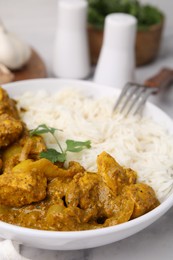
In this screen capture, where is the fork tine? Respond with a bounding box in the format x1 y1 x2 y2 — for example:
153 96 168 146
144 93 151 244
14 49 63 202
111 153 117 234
124 86 145 116
133 88 154 115
113 83 133 111
119 84 139 113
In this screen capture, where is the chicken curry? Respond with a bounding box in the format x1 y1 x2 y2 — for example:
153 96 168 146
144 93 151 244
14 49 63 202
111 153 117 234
0 87 159 231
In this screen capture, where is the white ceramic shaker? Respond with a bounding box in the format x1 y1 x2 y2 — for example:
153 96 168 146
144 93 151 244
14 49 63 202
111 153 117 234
93 13 137 88
53 0 90 79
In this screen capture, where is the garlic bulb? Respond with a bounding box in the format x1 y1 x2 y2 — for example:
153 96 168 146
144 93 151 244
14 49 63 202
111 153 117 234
0 22 31 70
0 63 14 84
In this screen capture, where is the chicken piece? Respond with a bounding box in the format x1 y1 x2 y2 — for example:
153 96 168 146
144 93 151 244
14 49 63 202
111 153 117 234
123 183 160 219
1 143 22 174
27 135 46 157
12 202 47 229
45 204 88 231
66 172 99 209
16 209 44 229
19 135 46 161
66 161 85 177
44 162 86 216
2 143 22 162
2 154 20 175
103 195 134 227
65 171 133 224
47 178 72 204
97 151 137 195
0 113 23 148
0 87 19 119
65 172 102 224
0 159 47 207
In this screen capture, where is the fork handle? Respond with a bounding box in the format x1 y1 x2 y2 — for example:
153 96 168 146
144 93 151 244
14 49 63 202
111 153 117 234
144 68 173 89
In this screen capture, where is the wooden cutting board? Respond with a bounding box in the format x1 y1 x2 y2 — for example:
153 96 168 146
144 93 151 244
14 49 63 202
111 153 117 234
13 49 47 82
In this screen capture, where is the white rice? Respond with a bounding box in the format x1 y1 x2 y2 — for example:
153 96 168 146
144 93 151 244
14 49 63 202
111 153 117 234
16 88 173 202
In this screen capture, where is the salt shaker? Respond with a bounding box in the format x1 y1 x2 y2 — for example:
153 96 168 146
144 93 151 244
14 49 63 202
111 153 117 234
53 0 90 79
93 13 137 88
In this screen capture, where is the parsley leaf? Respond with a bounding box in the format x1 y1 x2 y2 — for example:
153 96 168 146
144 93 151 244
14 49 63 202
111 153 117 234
40 149 66 163
30 124 61 136
66 140 91 152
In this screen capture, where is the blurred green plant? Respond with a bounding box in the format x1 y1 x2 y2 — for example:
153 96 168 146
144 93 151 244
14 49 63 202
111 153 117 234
88 0 164 30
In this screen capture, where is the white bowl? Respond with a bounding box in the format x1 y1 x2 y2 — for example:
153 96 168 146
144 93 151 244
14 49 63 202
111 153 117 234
1 78 173 250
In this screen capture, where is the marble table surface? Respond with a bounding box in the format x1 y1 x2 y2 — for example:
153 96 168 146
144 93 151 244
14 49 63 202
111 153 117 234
0 0 173 259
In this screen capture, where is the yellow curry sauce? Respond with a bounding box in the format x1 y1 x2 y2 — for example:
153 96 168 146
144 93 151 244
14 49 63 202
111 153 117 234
0 87 159 231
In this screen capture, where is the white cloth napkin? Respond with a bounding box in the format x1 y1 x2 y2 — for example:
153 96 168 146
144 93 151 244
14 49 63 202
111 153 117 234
0 239 31 260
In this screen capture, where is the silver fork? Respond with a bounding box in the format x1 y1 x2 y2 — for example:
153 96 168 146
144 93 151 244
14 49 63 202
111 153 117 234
113 68 173 116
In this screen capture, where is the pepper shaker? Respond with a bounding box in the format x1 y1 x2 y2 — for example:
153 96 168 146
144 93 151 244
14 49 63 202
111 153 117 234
53 0 91 79
93 13 137 88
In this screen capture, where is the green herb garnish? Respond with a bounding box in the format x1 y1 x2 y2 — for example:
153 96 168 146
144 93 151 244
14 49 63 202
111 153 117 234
40 149 66 163
66 140 91 152
30 124 91 163
30 124 61 136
